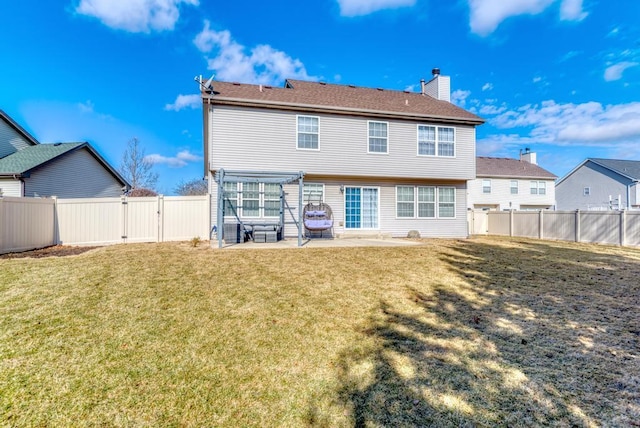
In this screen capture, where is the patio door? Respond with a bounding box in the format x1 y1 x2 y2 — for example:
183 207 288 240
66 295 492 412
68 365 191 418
345 187 379 229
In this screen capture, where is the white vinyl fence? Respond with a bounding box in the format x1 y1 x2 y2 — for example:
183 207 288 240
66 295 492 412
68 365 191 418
0 195 211 254
469 209 640 247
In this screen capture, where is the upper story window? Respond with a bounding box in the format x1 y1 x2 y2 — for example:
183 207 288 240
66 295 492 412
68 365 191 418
510 180 518 195
368 121 388 154
417 125 455 157
530 181 546 195
583 187 590 196
297 115 319 150
482 179 491 194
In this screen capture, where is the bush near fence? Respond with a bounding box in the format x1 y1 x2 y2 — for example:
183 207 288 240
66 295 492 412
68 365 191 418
468 209 640 247
0 195 210 254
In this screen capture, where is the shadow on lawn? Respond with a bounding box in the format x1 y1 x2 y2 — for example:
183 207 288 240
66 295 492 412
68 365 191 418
325 239 640 427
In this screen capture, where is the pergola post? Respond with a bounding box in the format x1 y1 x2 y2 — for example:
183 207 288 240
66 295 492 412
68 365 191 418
298 173 304 247
217 169 225 249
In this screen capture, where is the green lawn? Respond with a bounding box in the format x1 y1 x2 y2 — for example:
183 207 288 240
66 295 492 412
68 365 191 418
1 237 639 427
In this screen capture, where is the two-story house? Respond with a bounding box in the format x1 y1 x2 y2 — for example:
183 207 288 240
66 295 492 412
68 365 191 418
201 72 484 242
467 150 557 210
556 158 640 210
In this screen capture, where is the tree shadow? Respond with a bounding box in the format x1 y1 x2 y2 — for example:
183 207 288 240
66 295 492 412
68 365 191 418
325 239 640 427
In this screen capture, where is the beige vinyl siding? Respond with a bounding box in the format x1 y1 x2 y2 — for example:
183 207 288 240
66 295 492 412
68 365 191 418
210 172 468 239
209 106 475 180
0 179 23 197
468 177 556 210
0 119 34 158
24 148 124 198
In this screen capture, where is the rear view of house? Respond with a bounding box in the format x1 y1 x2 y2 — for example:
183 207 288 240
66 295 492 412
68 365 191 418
201 70 484 241
0 110 128 198
468 150 557 210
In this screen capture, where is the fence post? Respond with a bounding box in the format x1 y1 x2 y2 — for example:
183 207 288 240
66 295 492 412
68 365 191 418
620 210 626 247
0 198 4 251
52 196 59 245
121 195 128 243
575 210 581 243
158 194 164 243
539 209 544 240
509 209 514 237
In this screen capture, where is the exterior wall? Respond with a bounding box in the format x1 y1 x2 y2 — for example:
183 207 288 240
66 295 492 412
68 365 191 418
0 179 23 197
210 172 469 239
0 119 34 159
556 161 632 210
24 148 124 198
467 177 556 210
209 105 476 181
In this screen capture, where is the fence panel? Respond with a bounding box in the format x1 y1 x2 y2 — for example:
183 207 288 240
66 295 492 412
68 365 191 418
513 212 539 238
125 197 159 243
487 211 511 236
0 197 55 254
56 198 124 245
162 195 210 241
625 212 640 246
580 211 620 245
543 211 576 241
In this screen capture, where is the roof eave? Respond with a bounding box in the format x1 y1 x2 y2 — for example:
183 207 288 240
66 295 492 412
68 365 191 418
202 95 485 126
476 173 557 179
0 109 40 146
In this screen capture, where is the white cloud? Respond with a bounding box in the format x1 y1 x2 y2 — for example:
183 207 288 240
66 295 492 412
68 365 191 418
468 0 587 36
559 0 588 21
533 76 543 83
165 94 201 111
336 0 416 16
482 83 493 91
479 104 507 115
78 100 95 113
451 89 472 107
145 150 202 168
76 0 198 33
490 100 640 146
604 62 639 82
193 21 314 85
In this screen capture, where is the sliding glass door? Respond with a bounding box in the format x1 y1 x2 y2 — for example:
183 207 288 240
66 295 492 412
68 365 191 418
345 187 379 229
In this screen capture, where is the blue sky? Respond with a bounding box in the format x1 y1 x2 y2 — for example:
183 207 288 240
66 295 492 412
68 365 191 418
1 0 638 193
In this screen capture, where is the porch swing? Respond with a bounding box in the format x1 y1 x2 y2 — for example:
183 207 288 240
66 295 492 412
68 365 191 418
303 191 333 238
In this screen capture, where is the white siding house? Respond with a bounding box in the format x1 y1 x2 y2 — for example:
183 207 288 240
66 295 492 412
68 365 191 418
201 73 485 240
468 152 557 211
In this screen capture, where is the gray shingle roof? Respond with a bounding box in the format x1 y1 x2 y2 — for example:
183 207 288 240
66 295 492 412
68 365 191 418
0 142 84 174
477 157 557 179
589 158 640 180
203 79 484 124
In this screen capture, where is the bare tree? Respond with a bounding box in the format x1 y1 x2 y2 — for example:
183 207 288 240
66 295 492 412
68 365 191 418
119 138 158 192
174 178 208 196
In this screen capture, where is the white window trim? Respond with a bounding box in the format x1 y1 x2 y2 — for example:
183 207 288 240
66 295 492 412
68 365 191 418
394 185 455 219
510 180 519 195
344 186 381 230
437 187 457 219
395 186 416 219
584 187 591 196
223 182 240 218
367 121 389 154
482 179 492 194
416 125 456 158
263 183 281 218
296 115 320 151
303 183 325 203
240 183 261 218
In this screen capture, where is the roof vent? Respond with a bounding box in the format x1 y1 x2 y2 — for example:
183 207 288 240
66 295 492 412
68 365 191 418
377 88 384 91
319 82 327 85
348 84 356 88
53 142 62 146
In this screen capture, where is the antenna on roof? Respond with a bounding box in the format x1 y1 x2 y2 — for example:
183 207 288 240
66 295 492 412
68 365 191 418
194 74 215 92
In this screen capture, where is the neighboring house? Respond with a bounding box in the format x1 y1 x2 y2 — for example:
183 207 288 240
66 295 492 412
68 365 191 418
0 109 128 198
556 158 640 210
201 71 485 239
468 151 557 210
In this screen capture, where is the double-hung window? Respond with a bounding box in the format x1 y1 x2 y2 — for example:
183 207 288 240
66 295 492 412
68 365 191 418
368 121 388 153
303 183 324 203
417 126 455 157
530 181 546 195
242 182 260 217
223 182 239 216
297 115 319 150
583 187 590 196
395 186 453 218
263 183 281 217
396 186 415 218
510 180 518 195
482 179 491 194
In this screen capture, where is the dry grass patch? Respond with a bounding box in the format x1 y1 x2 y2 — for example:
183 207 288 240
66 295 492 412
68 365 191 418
1 237 639 426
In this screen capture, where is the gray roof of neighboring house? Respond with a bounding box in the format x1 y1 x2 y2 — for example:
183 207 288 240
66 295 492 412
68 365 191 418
0 142 129 187
556 158 640 185
202 79 485 125
0 109 39 146
476 157 557 179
